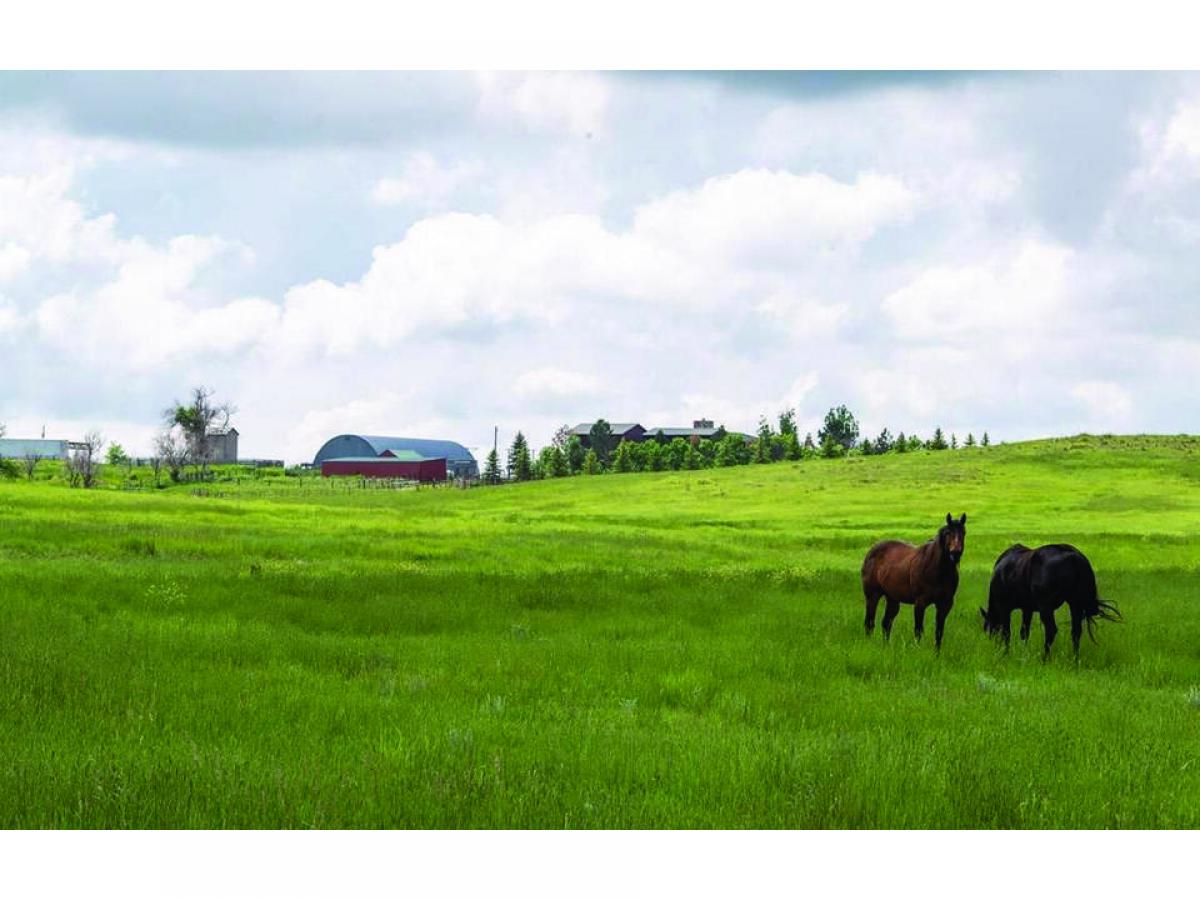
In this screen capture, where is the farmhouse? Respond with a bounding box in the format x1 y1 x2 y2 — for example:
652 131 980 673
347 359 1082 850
570 419 749 447
313 434 478 479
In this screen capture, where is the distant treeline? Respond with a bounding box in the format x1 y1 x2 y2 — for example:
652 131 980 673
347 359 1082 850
486 407 991 482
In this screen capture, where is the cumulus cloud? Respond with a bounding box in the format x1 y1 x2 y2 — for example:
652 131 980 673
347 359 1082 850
1071 380 1134 425
370 152 482 208
476 72 609 138
514 367 601 400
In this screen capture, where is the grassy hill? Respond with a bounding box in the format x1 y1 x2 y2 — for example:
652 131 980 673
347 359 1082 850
2 435 1200 827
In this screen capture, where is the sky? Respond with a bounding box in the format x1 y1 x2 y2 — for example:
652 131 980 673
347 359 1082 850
1 70 1198 463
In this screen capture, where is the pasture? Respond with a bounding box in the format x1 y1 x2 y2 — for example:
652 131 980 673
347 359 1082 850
2 434 1200 828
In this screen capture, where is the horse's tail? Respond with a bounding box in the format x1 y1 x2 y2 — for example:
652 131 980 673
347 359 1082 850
1080 564 1122 642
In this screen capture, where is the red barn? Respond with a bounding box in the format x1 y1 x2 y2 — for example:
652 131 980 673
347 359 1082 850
320 451 447 481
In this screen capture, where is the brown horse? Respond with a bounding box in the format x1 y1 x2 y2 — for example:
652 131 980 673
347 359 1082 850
861 513 966 649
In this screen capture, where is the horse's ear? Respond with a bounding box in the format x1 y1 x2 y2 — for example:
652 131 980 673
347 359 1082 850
946 513 953 526
960 513 967 525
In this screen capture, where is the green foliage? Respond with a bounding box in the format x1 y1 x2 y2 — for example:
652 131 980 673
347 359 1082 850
588 420 616 466
777 408 797 437
927 428 949 451
105 443 129 466
683 441 701 470
874 428 893 454
753 418 773 464
782 430 802 461
965 433 977 447
951 433 958 450
507 432 533 481
665 438 688 471
0 457 18 480
982 431 991 447
612 440 635 473
582 449 601 475
894 432 908 454
483 449 502 484
716 434 748 467
566 436 586 474
818 405 859 451
819 432 845 458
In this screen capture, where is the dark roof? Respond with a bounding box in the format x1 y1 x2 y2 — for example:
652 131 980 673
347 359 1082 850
570 422 642 435
324 454 442 463
645 427 723 438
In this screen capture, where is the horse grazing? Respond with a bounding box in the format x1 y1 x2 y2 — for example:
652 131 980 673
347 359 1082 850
981 543 1121 660
861 513 967 649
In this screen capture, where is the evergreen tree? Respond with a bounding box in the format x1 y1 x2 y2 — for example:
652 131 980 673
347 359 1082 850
483 448 502 484
895 431 907 454
754 417 773 463
583 449 601 474
566 435 586 473
612 440 635 473
951 433 958 450
859 437 874 456
927 428 948 451
803 433 816 456
507 431 533 480
778 407 797 437
782 430 802 461
982 431 991 447
684 441 701 470
874 428 893 454
965 433 976 447
908 434 924 452
820 433 845 458
666 438 688 470
645 441 665 471
588 420 616 467
818 405 860 451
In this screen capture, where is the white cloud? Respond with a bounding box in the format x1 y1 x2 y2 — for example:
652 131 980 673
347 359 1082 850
0 242 31 282
514 367 600 399
1071 380 1134 425
476 72 609 138
882 239 1073 343
370 152 482 208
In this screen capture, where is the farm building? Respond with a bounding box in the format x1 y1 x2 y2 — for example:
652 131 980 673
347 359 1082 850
207 427 238 463
570 419 750 447
320 451 448 481
313 434 478 479
0 438 69 460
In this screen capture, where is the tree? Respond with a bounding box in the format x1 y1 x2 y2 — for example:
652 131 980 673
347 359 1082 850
507 432 533 481
894 431 908 454
155 427 190 482
645 441 665 471
684 441 701 470
778 408 797 437
583 449 601 475
106 443 129 466
665 438 688 471
164 386 235 477
552 424 573 450
927 428 948 451
565 435 586 474
548 445 569 477
782 429 802 461
753 418 773 463
982 432 991 447
483 448 502 484
965 432 976 448
950 433 958 450
818 405 859 451
149 451 164 488
67 429 104 488
859 437 874 456
874 428 893 454
612 440 635 473
22 453 40 481
803 433 816 457
716 434 748 467
588 420 616 467
820 432 845 458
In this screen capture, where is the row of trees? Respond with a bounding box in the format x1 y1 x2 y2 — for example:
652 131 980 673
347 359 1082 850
487 409 992 482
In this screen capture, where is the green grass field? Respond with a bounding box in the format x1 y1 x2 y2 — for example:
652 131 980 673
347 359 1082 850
3 435 1200 828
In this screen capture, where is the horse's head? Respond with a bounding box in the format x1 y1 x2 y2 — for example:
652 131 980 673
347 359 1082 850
979 606 997 635
939 512 966 564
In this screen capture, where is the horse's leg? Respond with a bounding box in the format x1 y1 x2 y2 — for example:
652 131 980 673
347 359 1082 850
1040 609 1058 661
1070 605 1084 662
913 600 928 642
934 600 953 651
881 598 901 641
1019 609 1033 642
864 589 882 636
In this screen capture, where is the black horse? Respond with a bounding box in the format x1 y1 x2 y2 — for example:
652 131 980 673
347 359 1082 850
981 543 1121 660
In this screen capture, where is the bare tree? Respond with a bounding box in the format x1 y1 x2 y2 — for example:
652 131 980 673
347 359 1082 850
163 386 235 478
67 429 104 489
149 451 164 488
154 427 189 483
22 453 39 481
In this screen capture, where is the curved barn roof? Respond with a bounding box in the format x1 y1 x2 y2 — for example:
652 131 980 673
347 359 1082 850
313 434 476 466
